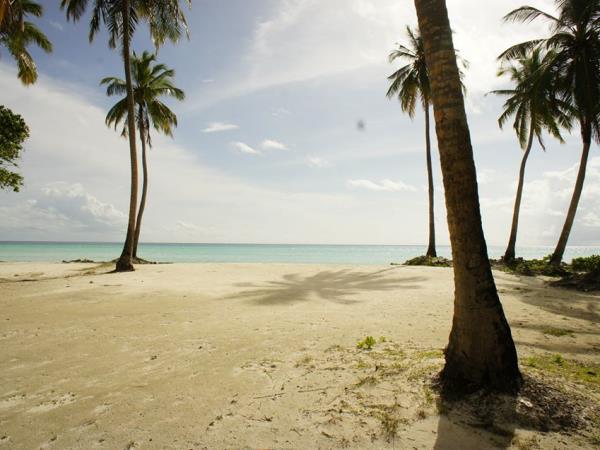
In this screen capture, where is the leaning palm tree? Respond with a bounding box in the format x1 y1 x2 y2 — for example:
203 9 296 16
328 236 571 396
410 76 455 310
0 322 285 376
386 27 466 258
61 0 190 272
414 0 521 393
491 48 573 262
0 0 52 85
501 0 600 266
101 51 184 260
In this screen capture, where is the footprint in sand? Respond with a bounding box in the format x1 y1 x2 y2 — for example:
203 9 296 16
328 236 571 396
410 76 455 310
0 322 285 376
0 393 27 410
27 392 76 413
92 403 111 415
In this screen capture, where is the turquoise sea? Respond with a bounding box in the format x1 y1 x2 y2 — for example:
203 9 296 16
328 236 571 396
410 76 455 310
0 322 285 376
0 242 599 264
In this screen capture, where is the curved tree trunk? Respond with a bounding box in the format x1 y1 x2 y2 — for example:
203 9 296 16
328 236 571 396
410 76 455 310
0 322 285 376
503 125 534 262
415 0 521 393
424 102 437 257
550 121 592 266
133 110 148 260
115 0 138 273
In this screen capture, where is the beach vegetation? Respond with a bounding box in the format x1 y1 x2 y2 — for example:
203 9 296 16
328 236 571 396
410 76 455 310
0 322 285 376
403 255 451 267
356 336 377 350
497 255 569 277
0 0 52 85
0 105 29 192
523 354 600 388
541 327 573 337
571 255 600 273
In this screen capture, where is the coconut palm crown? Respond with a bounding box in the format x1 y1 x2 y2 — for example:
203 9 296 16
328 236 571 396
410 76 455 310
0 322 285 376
0 0 52 85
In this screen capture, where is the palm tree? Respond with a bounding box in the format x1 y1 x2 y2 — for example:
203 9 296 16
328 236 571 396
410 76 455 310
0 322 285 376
387 27 437 258
61 0 190 272
501 0 600 266
491 48 573 262
386 28 466 258
0 0 52 85
414 0 521 393
101 51 184 259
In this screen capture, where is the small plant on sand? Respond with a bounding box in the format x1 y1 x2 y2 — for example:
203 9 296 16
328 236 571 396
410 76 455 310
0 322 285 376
512 435 540 450
357 336 377 350
356 375 378 387
416 349 444 360
379 412 400 441
524 354 600 387
379 336 387 343
542 327 573 337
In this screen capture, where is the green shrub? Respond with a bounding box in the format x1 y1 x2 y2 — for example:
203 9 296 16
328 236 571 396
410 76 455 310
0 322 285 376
403 255 452 267
571 255 600 273
357 336 377 350
503 255 568 277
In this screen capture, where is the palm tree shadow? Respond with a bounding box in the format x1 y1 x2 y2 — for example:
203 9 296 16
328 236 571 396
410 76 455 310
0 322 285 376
226 267 426 306
433 394 516 449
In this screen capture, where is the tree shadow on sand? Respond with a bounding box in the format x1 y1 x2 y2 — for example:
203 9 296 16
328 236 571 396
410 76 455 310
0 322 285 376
499 275 600 323
432 374 593 449
226 267 426 306
433 397 516 450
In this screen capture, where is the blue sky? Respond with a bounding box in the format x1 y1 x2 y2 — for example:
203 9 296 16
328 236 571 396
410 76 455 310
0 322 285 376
1 0 600 246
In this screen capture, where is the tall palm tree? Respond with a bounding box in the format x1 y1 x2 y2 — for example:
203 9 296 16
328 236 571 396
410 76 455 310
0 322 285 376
386 28 466 258
0 0 52 85
414 0 521 393
501 0 600 266
101 51 184 259
491 48 573 262
61 0 190 272
387 27 437 258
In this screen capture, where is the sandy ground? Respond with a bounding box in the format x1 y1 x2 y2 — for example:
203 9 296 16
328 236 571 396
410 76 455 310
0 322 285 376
0 262 598 450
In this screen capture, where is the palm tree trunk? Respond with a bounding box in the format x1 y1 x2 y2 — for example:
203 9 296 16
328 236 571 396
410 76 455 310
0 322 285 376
415 0 521 393
133 110 148 260
424 102 437 257
115 0 138 273
550 121 592 266
503 125 535 262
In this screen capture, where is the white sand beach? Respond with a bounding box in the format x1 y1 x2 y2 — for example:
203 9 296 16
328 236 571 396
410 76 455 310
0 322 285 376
0 263 598 449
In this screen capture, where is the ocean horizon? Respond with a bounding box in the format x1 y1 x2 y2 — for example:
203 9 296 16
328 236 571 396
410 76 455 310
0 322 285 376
1 241 599 264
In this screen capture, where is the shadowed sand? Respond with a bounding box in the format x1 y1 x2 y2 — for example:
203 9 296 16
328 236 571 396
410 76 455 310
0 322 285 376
0 263 598 449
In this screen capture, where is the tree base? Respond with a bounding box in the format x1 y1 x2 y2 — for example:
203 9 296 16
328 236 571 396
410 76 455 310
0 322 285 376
115 257 135 272
439 362 522 398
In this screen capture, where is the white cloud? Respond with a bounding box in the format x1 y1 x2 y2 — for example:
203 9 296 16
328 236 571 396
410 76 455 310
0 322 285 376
261 139 289 151
307 156 330 168
271 107 291 117
232 141 260 155
202 122 239 133
186 0 556 112
347 179 416 192
48 20 64 31
40 182 126 228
